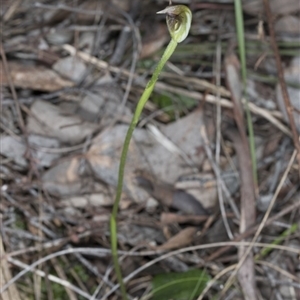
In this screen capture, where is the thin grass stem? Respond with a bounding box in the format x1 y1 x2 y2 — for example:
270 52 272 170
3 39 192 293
234 0 258 186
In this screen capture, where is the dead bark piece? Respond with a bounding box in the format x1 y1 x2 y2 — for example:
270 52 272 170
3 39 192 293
224 53 247 146
140 24 169 59
225 52 257 299
227 130 257 300
0 61 74 91
156 227 197 251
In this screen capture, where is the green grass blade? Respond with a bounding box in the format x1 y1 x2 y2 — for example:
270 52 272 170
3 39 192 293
234 0 258 186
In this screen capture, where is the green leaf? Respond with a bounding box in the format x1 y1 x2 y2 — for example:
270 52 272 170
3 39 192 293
152 93 197 120
152 93 173 108
151 269 210 300
177 94 197 110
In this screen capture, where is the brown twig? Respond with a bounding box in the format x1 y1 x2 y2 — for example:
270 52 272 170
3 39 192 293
262 0 300 173
225 52 257 299
226 129 257 299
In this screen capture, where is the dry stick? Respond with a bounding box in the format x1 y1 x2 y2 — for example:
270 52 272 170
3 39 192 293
3 0 22 21
214 17 235 240
227 130 256 300
225 53 256 298
263 0 300 172
110 0 140 66
221 149 297 295
206 142 234 238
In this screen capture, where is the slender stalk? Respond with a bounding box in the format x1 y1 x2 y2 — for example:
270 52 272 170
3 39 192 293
110 39 178 300
111 39 177 218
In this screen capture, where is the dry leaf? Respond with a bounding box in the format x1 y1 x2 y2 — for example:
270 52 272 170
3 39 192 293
27 100 98 144
140 24 169 59
156 227 197 250
60 193 113 208
42 158 83 196
0 61 73 91
42 157 103 197
87 125 150 203
0 135 61 168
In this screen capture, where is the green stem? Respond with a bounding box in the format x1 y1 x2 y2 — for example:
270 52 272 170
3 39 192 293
110 38 178 300
255 223 298 260
234 0 246 87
